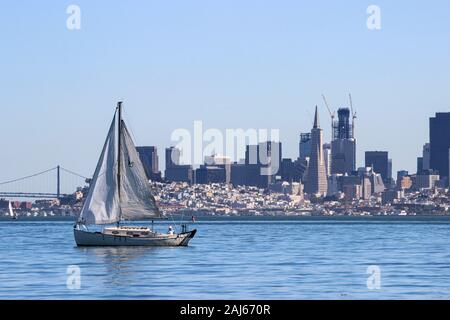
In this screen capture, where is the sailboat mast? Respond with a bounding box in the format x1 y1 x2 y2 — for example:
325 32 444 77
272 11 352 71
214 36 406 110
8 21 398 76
117 101 123 226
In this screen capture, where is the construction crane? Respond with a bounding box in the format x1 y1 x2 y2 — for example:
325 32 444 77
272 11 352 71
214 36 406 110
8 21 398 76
349 93 357 119
349 93 357 138
322 94 336 140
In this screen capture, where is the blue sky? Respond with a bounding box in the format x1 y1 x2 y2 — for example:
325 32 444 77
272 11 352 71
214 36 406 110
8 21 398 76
1 0 450 183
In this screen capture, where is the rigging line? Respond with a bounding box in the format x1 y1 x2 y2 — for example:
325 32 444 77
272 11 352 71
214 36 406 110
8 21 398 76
179 211 185 231
122 108 139 146
0 167 57 186
59 167 88 180
169 212 178 233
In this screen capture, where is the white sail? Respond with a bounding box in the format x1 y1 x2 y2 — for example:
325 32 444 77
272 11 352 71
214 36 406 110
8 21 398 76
78 115 120 225
119 121 162 220
8 201 14 217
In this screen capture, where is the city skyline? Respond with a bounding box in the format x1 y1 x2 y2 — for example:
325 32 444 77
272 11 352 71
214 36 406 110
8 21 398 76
1 105 443 178
1 1 450 181
0 95 447 183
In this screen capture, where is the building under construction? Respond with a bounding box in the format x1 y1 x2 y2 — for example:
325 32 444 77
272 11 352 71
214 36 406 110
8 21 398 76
331 108 356 175
321 94 357 176
331 107 356 175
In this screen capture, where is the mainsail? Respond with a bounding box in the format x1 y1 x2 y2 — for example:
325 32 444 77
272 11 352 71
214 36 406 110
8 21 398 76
79 115 120 225
78 108 162 225
119 121 162 220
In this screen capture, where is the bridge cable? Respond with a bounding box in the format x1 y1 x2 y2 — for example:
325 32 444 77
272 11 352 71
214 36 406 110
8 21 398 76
59 167 88 180
0 167 57 186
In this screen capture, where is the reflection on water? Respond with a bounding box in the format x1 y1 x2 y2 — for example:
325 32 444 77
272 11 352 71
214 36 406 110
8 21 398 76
79 245 185 290
81 246 153 263
80 246 153 287
1 219 450 299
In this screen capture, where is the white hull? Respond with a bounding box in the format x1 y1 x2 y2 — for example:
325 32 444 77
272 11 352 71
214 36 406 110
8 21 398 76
74 228 196 247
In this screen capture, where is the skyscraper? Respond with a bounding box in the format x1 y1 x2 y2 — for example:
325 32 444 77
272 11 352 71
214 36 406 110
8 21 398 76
331 108 356 175
258 141 282 178
430 113 450 179
230 162 246 186
299 133 312 160
165 165 193 184
323 143 331 177
422 143 431 171
164 147 193 184
204 155 231 184
136 146 161 181
195 165 226 184
280 158 308 184
388 158 393 183
244 142 282 188
245 145 261 187
417 157 424 174
165 146 181 168
305 106 328 196
365 151 389 183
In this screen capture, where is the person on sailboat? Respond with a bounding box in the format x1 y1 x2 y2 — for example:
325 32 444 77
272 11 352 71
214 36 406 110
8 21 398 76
168 226 174 235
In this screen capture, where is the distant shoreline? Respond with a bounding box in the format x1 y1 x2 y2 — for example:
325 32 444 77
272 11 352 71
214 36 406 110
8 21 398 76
2 215 450 222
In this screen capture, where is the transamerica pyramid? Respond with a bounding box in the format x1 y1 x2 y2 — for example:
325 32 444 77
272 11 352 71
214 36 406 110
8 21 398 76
305 106 328 196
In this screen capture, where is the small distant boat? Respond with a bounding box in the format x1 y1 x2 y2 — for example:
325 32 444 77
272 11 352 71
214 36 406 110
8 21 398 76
9 201 18 220
74 102 196 246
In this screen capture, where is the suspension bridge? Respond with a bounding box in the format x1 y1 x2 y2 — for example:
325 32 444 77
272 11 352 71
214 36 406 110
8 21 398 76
0 166 89 199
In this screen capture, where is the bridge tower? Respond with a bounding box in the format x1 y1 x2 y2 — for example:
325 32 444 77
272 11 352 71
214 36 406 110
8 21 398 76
57 165 60 199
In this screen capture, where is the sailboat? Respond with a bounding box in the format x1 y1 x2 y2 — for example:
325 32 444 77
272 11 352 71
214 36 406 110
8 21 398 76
74 102 196 246
9 201 18 220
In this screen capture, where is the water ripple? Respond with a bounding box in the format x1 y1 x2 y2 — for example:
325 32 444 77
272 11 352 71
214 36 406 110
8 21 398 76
1 219 450 299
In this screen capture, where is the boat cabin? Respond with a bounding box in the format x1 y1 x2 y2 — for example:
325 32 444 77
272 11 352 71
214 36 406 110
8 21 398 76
103 226 155 237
